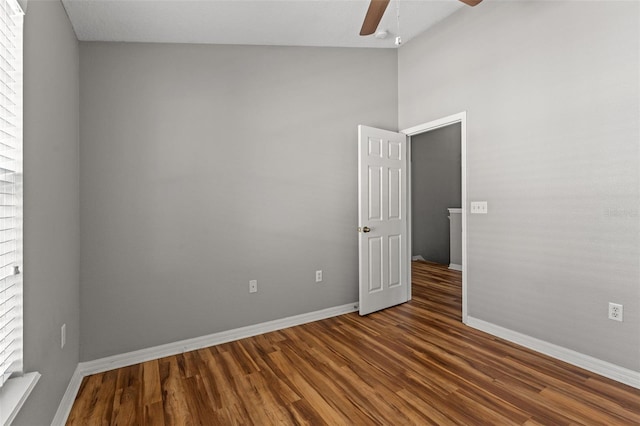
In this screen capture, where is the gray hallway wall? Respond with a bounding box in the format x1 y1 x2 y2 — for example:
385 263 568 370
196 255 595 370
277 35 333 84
411 123 461 265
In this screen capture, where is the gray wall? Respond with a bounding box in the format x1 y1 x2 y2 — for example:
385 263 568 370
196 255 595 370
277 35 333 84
399 1 639 371
411 123 461 264
79 42 398 361
15 1 80 424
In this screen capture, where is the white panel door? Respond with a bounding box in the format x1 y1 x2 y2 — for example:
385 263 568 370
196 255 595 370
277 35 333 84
358 125 409 315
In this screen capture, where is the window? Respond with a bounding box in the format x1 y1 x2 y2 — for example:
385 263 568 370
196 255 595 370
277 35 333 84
0 0 34 422
0 0 23 389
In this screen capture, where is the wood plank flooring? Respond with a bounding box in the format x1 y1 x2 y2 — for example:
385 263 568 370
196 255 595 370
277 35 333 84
67 261 640 425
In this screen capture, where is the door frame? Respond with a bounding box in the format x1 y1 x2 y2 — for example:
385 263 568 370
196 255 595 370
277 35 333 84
401 111 468 323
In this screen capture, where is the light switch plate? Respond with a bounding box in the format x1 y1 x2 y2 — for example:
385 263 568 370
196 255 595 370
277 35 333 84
471 201 488 214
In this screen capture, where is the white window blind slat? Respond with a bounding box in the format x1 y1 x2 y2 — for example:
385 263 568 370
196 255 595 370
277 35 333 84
0 219 15 233
0 68 16 86
0 130 18 144
0 336 16 355
0 347 16 369
0 228 15 243
0 83 17 104
0 274 17 288
0 171 14 181
0 255 13 270
0 348 17 383
0 308 17 331
0 320 16 344
0 0 21 389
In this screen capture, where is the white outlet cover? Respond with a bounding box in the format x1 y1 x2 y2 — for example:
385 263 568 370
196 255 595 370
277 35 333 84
471 201 488 214
249 280 257 293
608 302 623 321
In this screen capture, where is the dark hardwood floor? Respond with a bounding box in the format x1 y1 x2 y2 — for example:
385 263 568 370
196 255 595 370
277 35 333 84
67 261 640 425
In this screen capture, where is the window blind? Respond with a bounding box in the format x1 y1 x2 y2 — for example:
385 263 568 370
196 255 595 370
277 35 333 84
0 0 22 389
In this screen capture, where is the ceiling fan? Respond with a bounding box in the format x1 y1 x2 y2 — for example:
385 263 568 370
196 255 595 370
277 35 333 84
360 0 483 36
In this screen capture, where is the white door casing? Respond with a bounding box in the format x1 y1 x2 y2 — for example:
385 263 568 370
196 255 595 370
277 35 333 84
402 111 467 322
358 125 409 315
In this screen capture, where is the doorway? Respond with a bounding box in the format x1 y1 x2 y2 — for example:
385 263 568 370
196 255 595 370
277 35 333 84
403 112 468 322
411 123 461 266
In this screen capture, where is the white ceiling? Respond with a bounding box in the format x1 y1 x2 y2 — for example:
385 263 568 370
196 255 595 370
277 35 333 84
61 0 466 48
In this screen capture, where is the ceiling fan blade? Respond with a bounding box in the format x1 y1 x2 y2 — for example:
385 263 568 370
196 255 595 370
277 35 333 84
360 0 390 36
458 0 483 6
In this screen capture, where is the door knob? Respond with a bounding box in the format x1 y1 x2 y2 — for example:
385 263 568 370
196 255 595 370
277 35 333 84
359 226 371 233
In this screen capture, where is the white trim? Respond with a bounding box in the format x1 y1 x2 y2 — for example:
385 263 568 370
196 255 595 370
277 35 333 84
7 0 24 15
80 302 358 376
448 263 462 271
53 302 357 424
50 367 82 426
52 302 358 425
406 133 412 303
402 112 466 136
0 372 40 426
447 208 462 214
467 316 640 389
402 111 468 323
52 305 640 425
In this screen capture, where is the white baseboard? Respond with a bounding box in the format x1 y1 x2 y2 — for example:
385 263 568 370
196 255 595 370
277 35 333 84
448 263 462 271
54 307 638 425
51 366 82 426
52 302 358 425
466 316 640 389
78 302 357 376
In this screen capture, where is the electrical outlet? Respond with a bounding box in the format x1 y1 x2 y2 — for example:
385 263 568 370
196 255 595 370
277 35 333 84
249 280 257 293
608 302 623 322
315 270 323 282
61 323 66 349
